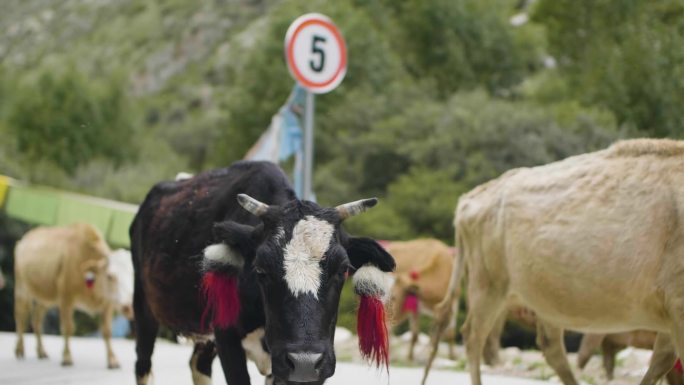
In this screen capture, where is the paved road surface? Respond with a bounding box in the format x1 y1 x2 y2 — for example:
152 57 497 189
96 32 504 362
0 332 550 385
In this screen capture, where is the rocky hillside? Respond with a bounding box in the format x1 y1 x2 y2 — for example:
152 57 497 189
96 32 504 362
1 0 268 92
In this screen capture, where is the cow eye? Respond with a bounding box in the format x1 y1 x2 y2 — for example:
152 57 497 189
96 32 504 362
336 264 350 279
253 266 268 281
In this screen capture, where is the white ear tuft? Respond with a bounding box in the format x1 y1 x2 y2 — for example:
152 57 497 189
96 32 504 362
352 264 393 303
203 243 244 269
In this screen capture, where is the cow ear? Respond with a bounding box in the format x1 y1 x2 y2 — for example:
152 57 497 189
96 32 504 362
200 221 258 330
211 221 259 262
346 237 395 369
346 237 395 273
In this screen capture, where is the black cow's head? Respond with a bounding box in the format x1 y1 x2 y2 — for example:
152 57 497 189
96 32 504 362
201 194 395 384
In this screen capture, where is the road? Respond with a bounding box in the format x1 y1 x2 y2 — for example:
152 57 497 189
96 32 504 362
0 332 551 385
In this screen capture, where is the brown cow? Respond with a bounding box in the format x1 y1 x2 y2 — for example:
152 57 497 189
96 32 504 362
424 139 684 385
14 223 134 368
578 332 684 385
385 239 457 361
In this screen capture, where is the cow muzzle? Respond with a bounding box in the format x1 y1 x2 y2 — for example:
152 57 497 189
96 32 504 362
273 350 332 383
287 352 322 382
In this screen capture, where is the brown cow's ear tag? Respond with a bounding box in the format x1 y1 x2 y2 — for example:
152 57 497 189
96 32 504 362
85 271 96 289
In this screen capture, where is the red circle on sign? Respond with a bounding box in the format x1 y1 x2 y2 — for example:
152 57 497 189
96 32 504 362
285 14 347 93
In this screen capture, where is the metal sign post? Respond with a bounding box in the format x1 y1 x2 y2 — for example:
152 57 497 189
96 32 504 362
303 91 314 200
285 13 347 200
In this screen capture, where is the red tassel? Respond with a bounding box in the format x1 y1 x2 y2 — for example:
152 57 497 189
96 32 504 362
402 293 419 314
675 358 683 374
357 295 389 369
201 271 240 329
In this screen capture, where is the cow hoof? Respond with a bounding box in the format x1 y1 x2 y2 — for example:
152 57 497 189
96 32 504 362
61 359 73 367
15 342 24 359
108 361 121 369
137 374 151 385
38 351 49 359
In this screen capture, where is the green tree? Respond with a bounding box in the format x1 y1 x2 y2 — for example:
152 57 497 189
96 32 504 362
342 90 619 242
386 0 537 97
533 0 684 137
5 63 137 174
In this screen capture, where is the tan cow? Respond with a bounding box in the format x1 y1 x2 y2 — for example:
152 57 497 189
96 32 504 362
385 238 458 361
14 223 134 368
423 139 684 385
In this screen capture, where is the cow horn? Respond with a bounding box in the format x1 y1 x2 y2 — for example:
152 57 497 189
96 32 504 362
336 198 378 220
237 194 269 217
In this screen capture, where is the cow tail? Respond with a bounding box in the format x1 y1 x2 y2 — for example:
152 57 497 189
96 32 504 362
421 229 466 385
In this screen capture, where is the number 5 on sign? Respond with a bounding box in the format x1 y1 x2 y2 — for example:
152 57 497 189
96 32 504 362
310 36 326 72
285 13 347 94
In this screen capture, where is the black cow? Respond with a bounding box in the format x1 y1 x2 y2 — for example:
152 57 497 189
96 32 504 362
130 161 395 385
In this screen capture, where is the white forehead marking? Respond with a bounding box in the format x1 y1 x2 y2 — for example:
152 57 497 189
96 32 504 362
283 216 334 298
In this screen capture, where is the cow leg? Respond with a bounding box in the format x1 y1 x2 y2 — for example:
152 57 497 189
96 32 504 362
601 338 620 380
482 312 506 366
639 333 677 385
666 369 684 385
134 282 159 385
242 328 272 380
32 302 49 359
101 303 120 369
14 294 30 359
408 310 419 361
59 301 75 366
190 341 217 385
535 320 579 385
445 324 457 361
576 333 603 370
461 291 505 385
215 328 251 385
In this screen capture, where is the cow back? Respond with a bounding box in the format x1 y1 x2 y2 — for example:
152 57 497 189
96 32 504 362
457 138 684 332
131 161 296 332
387 238 453 308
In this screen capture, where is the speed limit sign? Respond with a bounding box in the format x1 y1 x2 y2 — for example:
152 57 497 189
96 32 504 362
285 13 347 94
